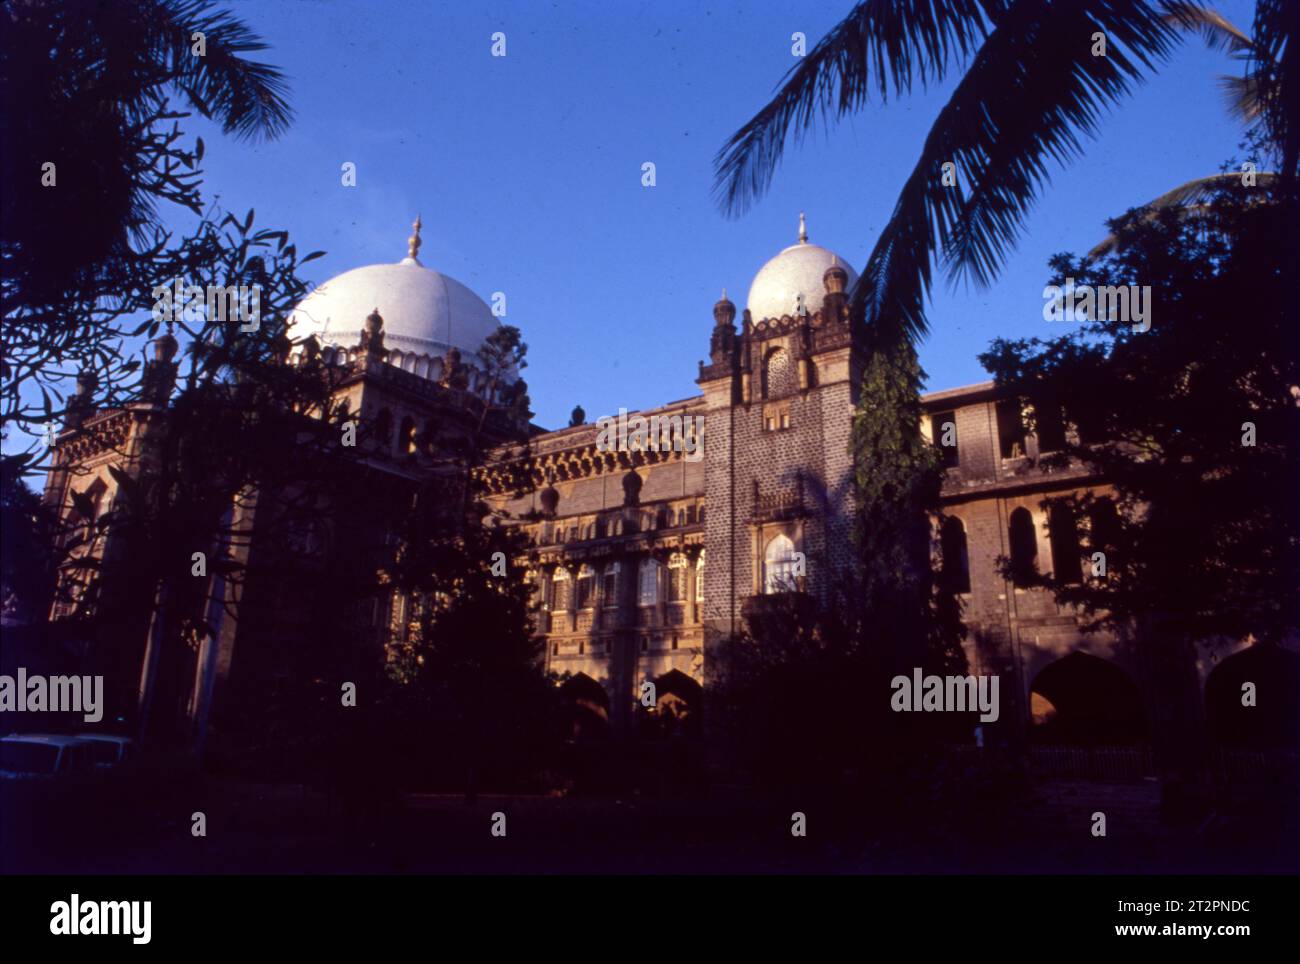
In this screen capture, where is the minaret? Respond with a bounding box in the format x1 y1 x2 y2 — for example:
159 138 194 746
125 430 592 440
358 308 388 362
140 324 180 405
822 252 849 311
63 365 99 431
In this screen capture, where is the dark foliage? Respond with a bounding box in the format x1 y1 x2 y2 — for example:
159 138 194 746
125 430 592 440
980 182 1299 646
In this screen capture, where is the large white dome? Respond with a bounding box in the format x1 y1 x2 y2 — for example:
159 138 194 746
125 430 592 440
289 225 499 370
747 214 857 322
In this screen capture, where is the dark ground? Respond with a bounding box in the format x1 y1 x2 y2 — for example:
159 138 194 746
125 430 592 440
3 768 1296 874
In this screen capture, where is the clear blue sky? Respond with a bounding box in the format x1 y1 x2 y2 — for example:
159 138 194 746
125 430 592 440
177 0 1256 430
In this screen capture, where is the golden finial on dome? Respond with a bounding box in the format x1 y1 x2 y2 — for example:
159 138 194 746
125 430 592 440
798 211 808 244
407 214 423 261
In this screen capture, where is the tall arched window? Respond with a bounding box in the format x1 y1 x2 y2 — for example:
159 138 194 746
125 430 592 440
763 347 794 398
72 477 108 548
551 568 571 611
695 550 705 604
1048 503 1083 585
1008 508 1038 587
375 408 393 446
602 563 620 607
576 565 595 609
1089 498 1121 552
764 533 799 593
638 558 659 606
399 415 416 454
939 517 971 594
667 553 689 601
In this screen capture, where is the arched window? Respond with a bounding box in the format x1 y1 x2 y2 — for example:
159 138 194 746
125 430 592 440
763 347 794 399
71 477 108 547
1089 498 1121 553
375 408 393 446
576 565 596 609
939 517 971 594
399 416 416 454
551 568 571 611
638 558 659 606
602 563 620 607
667 553 689 601
764 534 799 593
1008 508 1038 587
1048 503 1083 585
695 550 705 604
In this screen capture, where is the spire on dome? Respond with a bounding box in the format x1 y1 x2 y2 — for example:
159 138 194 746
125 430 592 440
407 214 423 262
798 211 808 244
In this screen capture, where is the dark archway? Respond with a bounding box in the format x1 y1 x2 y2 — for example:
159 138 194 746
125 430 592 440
1206 645 1300 749
558 673 610 742
648 669 703 739
1030 652 1146 746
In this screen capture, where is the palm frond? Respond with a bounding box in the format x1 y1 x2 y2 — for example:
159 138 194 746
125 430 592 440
1217 73 1263 121
1087 171 1279 256
1162 2 1255 54
712 0 1003 217
141 0 294 141
855 0 1179 349
1248 0 1299 178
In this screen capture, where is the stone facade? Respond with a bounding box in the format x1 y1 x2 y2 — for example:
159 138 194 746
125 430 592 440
39 225 1284 754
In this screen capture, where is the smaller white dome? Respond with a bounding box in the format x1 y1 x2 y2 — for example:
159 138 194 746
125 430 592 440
746 214 857 323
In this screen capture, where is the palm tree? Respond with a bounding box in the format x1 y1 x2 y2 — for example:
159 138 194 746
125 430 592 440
713 0 1296 350
1091 4 1291 256
2 0 294 293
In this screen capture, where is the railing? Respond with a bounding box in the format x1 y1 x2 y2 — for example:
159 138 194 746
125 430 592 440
945 743 1298 786
1212 747 1300 786
752 490 804 521
1028 745 1154 782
